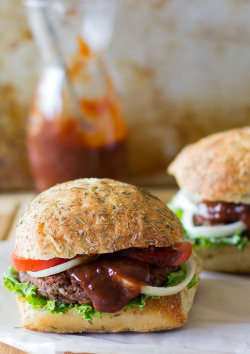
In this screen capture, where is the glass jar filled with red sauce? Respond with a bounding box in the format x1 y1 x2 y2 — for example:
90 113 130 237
25 0 127 192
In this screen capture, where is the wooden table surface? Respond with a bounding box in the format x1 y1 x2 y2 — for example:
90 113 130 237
0 188 176 354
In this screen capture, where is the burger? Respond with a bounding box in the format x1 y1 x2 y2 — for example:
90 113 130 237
3 178 201 333
168 126 250 273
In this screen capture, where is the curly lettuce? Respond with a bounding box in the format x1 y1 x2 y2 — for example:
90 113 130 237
163 262 197 289
192 232 248 251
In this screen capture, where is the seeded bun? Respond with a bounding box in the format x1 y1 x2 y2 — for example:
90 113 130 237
168 126 250 203
15 178 183 260
16 252 202 333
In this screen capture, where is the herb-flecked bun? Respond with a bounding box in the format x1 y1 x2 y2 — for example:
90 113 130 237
15 178 184 260
168 126 250 203
16 288 193 332
193 243 250 273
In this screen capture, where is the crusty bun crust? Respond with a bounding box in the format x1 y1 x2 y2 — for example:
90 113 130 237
16 252 202 333
195 243 250 273
168 126 250 202
15 178 183 260
16 293 190 333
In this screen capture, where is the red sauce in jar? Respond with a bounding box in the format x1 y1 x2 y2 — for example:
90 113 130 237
28 37 127 193
28 97 127 193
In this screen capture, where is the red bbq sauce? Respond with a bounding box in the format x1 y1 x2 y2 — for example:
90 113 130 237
68 254 149 313
28 116 127 193
195 200 250 227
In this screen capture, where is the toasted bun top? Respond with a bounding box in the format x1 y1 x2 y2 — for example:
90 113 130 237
15 178 183 260
168 126 250 203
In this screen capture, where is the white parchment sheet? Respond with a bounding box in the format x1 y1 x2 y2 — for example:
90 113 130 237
0 241 249 354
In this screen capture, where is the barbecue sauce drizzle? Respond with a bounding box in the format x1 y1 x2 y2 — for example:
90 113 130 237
67 245 182 313
68 254 150 313
194 200 250 227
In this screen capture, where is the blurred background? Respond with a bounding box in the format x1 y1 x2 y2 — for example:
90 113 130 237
1 0 250 191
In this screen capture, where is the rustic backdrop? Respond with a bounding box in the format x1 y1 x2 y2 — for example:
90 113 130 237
1 0 250 189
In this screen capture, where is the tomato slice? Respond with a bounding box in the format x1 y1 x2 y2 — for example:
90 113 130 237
11 242 192 272
172 242 192 266
11 251 69 272
121 242 192 267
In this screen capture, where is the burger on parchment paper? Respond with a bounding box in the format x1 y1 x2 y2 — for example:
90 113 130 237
3 178 201 333
168 126 250 273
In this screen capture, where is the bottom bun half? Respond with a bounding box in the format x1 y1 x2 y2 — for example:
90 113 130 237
16 252 202 333
195 243 250 273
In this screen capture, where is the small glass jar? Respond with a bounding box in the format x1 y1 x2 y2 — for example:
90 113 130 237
25 0 127 192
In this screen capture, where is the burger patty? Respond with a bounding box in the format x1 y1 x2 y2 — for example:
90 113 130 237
19 264 178 306
20 270 92 305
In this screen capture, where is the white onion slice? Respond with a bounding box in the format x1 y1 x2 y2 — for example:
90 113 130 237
182 209 247 238
171 189 201 213
140 257 195 296
27 256 88 278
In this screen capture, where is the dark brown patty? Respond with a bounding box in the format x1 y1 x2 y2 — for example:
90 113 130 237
19 271 92 305
19 264 177 306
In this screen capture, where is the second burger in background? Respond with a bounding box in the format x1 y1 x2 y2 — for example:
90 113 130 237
168 126 250 273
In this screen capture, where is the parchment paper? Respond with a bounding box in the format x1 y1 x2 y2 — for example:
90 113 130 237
0 241 249 354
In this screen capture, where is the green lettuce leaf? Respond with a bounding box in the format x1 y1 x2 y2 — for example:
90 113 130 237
170 206 184 221
70 303 102 321
187 274 197 290
164 262 197 289
3 266 36 296
164 262 187 287
169 205 249 251
125 294 160 311
125 294 150 311
192 232 248 251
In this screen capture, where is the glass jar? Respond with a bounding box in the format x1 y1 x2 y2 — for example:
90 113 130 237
25 0 127 192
